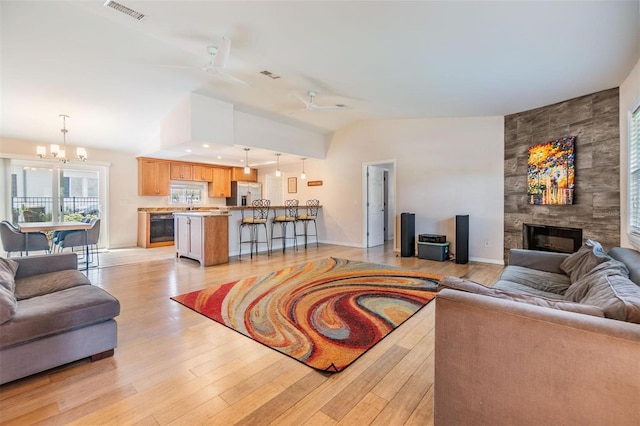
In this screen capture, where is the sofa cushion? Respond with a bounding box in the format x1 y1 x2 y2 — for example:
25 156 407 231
14 270 91 300
0 257 19 293
564 269 640 323
496 265 571 296
0 286 17 325
560 240 611 283
439 276 605 317
0 285 120 348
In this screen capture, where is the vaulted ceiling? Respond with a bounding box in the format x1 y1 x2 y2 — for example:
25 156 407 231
1 1 638 166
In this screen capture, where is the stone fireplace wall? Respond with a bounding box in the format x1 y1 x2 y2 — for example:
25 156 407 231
504 88 620 261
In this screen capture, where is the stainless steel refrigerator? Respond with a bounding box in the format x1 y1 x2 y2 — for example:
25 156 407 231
226 181 263 206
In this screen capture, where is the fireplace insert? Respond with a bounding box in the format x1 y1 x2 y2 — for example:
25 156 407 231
523 224 583 254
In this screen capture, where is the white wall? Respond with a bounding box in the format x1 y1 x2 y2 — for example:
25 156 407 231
234 111 328 159
620 56 640 249
260 116 505 263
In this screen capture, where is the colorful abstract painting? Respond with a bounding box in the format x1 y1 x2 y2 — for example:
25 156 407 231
171 257 441 372
527 136 576 205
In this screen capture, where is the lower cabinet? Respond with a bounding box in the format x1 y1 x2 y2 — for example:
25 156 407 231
174 214 229 266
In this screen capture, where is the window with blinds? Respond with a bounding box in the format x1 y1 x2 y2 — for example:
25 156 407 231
630 101 640 238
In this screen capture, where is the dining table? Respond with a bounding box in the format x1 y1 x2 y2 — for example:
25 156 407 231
17 221 92 271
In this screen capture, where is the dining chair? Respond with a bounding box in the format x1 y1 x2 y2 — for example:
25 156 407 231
0 220 50 257
52 217 92 252
56 218 101 266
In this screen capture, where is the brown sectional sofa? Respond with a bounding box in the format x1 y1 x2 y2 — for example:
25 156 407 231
0 253 120 385
434 244 640 425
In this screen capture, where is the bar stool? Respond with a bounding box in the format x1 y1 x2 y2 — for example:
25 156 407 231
270 199 298 253
239 199 270 259
296 199 320 249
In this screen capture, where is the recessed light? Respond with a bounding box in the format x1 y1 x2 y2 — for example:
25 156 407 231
202 144 209 148
217 156 222 159
186 149 192 153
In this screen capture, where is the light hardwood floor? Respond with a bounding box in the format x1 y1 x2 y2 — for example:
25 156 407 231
0 243 503 425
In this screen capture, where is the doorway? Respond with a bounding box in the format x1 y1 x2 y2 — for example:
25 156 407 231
362 160 396 248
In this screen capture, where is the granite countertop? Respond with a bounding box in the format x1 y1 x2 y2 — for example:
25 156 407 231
138 207 228 213
226 205 322 210
172 211 229 217
139 206 321 213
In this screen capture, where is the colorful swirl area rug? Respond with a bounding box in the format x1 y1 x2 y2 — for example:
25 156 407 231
171 257 442 373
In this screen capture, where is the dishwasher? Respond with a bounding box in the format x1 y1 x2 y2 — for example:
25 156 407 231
149 213 175 243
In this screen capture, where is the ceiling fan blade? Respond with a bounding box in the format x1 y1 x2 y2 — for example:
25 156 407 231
208 69 251 88
313 104 348 110
212 37 231 69
294 93 311 108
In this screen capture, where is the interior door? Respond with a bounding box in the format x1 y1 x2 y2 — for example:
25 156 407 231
367 165 385 247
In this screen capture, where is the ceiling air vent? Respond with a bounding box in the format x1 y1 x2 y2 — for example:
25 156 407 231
103 0 145 20
260 70 281 80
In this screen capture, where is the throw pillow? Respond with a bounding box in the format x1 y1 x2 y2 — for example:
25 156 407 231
0 285 17 324
438 276 605 317
564 270 640 323
560 240 611 283
0 257 19 293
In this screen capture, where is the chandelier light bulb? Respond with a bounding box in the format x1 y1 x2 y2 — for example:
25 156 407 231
76 147 87 161
244 148 250 174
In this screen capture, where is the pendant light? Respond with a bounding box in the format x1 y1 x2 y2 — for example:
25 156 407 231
275 153 282 177
301 157 307 180
244 148 250 174
37 115 87 162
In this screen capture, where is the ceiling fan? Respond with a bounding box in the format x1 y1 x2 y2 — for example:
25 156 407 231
202 37 250 87
294 91 348 111
164 37 249 87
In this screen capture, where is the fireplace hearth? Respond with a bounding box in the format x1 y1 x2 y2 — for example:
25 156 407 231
523 224 583 254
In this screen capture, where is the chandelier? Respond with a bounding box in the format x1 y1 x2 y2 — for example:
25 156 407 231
37 115 87 162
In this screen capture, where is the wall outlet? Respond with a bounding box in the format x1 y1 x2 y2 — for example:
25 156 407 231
484 240 490 248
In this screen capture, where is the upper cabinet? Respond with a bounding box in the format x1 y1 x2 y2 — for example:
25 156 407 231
231 167 257 182
138 159 170 196
170 163 193 180
210 167 231 198
138 158 253 196
193 165 213 182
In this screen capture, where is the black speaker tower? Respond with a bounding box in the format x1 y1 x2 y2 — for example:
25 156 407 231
400 213 415 257
455 215 469 264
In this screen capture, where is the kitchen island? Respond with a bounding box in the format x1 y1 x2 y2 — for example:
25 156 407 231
139 205 321 261
173 211 229 266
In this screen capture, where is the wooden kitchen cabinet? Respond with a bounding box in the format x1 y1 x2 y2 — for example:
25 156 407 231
170 162 193 180
174 213 229 266
138 158 170 196
231 167 258 182
210 167 231 198
193 165 213 182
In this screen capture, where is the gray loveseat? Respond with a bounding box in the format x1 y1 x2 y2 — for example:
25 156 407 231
434 243 640 425
0 253 120 385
